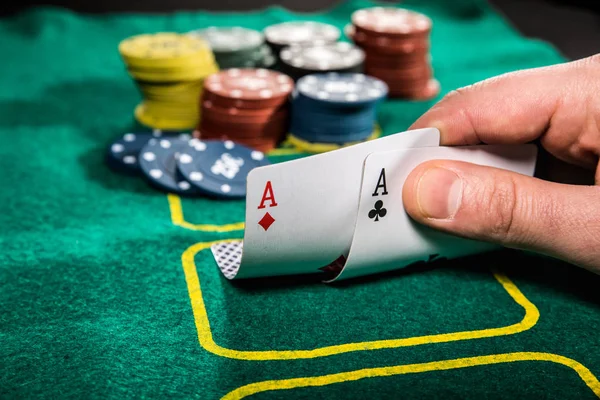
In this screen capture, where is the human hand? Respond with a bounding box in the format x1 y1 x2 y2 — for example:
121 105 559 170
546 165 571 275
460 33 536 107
402 54 600 273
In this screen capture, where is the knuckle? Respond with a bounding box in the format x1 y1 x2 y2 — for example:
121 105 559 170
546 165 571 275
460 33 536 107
445 75 503 99
572 54 600 81
482 175 521 244
482 175 560 247
442 86 471 102
582 53 600 66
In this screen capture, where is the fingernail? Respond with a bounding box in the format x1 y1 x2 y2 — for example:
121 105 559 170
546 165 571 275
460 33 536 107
416 167 463 219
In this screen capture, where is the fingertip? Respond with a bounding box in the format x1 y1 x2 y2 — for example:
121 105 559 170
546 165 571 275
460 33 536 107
409 117 446 138
408 98 469 145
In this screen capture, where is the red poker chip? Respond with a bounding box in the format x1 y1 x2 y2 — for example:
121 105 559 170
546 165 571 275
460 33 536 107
353 31 429 50
198 118 289 137
201 101 288 124
366 65 432 80
202 91 285 110
387 79 440 99
365 52 430 68
352 24 430 41
352 35 430 55
193 129 281 152
203 68 294 108
351 7 432 37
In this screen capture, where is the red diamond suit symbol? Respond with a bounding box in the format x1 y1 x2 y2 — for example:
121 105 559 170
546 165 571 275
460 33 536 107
258 212 275 231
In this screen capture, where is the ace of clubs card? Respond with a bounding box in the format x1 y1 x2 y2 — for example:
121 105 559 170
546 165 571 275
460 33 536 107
332 143 537 281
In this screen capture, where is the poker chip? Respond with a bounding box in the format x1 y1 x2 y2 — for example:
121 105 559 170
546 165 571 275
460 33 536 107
106 130 163 174
138 135 201 194
191 26 263 52
118 32 219 130
295 72 387 105
176 139 270 198
285 123 382 154
351 7 432 36
195 68 294 153
347 7 439 99
118 32 212 67
203 68 294 107
287 73 386 149
188 27 276 69
264 21 340 53
279 42 365 81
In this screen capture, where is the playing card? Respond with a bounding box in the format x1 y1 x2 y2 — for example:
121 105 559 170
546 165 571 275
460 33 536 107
211 127 441 279
329 143 538 281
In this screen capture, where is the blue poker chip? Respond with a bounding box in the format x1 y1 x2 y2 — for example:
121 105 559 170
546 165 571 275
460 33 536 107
288 73 386 147
138 135 200 195
176 139 270 199
295 72 387 106
291 126 374 144
106 130 163 174
290 104 376 136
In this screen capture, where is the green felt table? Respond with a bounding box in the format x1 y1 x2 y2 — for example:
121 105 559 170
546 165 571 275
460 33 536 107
2 0 600 398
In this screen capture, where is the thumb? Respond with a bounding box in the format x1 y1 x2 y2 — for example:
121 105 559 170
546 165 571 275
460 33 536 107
402 160 600 273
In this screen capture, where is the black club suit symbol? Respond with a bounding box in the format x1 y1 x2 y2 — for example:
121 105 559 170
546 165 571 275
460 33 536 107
368 200 387 221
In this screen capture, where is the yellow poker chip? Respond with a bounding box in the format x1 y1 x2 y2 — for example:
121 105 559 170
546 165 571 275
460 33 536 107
119 32 220 132
138 80 204 93
284 124 381 153
119 32 212 68
140 91 201 103
138 84 204 100
127 62 218 82
135 103 200 130
126 60 217 74
142 102 200 119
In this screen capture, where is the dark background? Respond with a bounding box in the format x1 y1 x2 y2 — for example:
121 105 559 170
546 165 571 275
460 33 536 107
1 0 599 61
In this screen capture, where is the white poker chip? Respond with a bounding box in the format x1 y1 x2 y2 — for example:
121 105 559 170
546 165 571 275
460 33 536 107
188 26 264 52
296 73 388 104
279 42 364 70
264 21 340 46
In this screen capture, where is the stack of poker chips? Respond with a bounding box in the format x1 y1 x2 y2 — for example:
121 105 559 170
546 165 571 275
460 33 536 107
263 21 341 67
105 130 271 198
118 32 219 130
287 73 387 150
278 42 365 81
346 7 439 100
187 27 276 69
194 68 295 153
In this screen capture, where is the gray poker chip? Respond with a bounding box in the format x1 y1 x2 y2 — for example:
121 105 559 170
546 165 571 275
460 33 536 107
188 27 264 53
263 21 340 46
296 73 388 104
279 42 365 70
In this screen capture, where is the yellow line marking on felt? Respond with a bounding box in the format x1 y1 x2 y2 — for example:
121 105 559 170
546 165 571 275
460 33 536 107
221 352 600 399
266 147 304 156
168 194 245 232
182 240 540 361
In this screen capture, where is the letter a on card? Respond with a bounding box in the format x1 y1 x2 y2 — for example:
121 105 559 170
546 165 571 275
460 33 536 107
257 181 277 231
